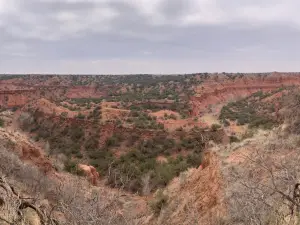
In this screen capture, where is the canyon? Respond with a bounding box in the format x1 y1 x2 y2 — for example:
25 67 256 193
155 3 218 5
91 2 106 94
1 73 300 115
1 73 300 225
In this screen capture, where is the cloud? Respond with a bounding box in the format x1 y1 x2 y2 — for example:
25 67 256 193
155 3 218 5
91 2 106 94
143 51 152 55
1 0 300 73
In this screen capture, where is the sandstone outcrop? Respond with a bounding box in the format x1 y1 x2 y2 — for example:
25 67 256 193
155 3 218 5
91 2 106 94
66 86 104 99
77 164 100 186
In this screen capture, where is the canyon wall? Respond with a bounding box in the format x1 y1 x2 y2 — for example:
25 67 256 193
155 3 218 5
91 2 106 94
190 74 300 116
0 90 37 108
2 73 300 113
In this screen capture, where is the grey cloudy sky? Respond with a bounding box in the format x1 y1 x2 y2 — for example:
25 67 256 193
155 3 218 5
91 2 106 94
1 0 300 74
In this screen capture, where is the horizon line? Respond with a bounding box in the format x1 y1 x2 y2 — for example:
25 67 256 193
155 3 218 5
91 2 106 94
1 71 299 76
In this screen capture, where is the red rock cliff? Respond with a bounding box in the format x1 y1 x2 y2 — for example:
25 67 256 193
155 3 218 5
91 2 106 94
190 74 300 116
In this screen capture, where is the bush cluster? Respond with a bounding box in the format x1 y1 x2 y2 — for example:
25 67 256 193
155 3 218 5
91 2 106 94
219 95 277 129
127 110 164 130
103 132 204 194
0 117 4 127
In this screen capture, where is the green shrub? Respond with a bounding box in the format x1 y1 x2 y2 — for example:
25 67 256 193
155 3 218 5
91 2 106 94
150 190 168 215
126 134 139 145
89 153 114 173
11 106 18 112
241 129 254 140
237 114 250 125
130 110 140 117
34 136 40 142
70 144 81 154
77 113 85 119
167 114 177 120
229 135 240 143
37 129 50 138
0 117 4 127
75 152 83 159
158 123 164 130
64 159 77 174
105 135 119 147
85 136 99 150
223 119 230 127
154 164 175 186
76 168 85 176
60 112 68 118
70 126 84 141
211 124 221 132
181 138 197 149
249 117 276 129
252 91 264 98
186 153 202 166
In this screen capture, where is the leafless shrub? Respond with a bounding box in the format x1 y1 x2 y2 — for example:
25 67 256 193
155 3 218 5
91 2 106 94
18 112 34 130
225 130 300 225
52 153 67 172
141 173 151 195
0 144 136 225
281 89 300 134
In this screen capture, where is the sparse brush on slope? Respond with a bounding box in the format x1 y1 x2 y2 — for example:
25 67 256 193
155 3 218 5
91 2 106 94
0 117 4 127
0 144 141 225
219 91 279 129
18 106 225 195
224 129 300 225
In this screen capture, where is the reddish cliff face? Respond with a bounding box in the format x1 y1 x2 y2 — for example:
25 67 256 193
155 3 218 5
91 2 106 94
0 90 36 108
190 74 300 116
2 73 300 113
0 129 54 174
0 85 105 108
148 151 226 225
66 86 105 98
